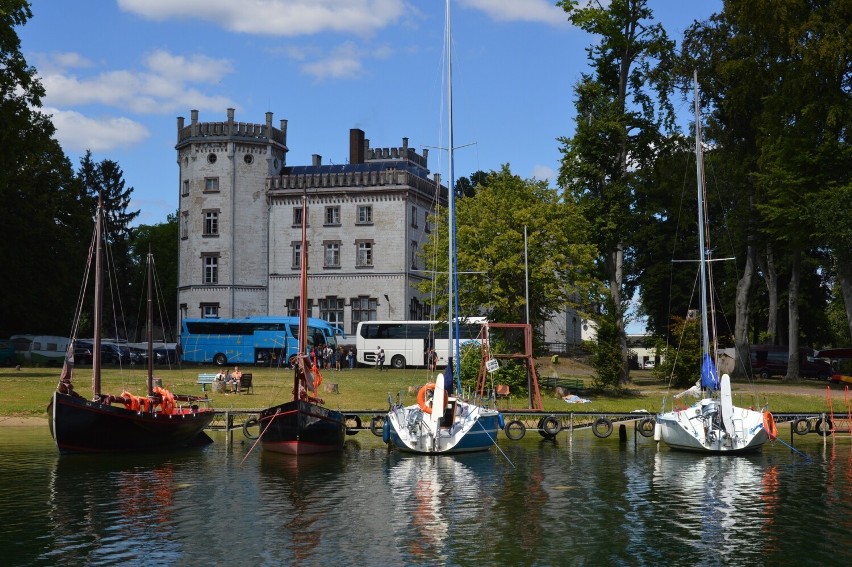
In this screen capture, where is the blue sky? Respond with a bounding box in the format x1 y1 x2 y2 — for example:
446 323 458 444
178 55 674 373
20 0 721 227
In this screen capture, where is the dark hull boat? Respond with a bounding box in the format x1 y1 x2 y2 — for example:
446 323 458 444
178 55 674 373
259 399 345 456
49 195 215 454
49 391 214 454
258 194 345 456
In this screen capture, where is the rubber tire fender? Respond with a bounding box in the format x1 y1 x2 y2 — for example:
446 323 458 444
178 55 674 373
369 415 385 437
504 419 526 441
592 417 613 438
242 417 260 440
637 417 656 437
345 414 362 436
792 418 810 436
539 415 561 437
814 418 833 437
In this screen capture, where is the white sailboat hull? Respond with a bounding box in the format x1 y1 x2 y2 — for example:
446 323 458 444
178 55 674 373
387 401 501 454
657 402 768 454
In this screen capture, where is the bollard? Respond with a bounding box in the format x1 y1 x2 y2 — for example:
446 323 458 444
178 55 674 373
618 423 627 443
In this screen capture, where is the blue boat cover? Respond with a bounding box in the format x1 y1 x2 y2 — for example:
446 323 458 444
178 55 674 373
700 353 719 390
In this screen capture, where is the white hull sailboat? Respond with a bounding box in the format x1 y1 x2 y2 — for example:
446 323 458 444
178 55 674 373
655 73 773 454
385 0 501 454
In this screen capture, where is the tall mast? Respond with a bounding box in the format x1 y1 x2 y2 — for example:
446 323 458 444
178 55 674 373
93 193 103 397
298 194 308 355
146 247 154 396
694 71 710 360
445 0 461 388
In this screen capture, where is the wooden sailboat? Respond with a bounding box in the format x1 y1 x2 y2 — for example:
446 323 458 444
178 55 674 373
49 196 215 453
384 0 502 454
257 195 346 455
655 73 773 453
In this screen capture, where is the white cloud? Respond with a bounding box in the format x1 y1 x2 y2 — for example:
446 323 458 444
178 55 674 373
38 49 235 114
461 0 568 26
118 0 410 37
299 41 366 80
44 107 150 152
531 164 556 182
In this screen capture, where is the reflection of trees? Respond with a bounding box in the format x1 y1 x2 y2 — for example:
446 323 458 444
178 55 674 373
46 456 179 564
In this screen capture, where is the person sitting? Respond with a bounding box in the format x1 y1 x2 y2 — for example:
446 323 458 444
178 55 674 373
229 366 243 393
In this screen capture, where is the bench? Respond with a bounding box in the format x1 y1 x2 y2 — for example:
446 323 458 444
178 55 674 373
197 373 218 392
494 384 510 408
542 376 586 393
239 373 253 394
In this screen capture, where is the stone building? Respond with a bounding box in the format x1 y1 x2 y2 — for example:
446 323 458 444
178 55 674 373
176 109 445 336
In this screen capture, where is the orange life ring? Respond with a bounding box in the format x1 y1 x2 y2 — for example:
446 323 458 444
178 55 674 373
417 383 448 415
763 411 778 440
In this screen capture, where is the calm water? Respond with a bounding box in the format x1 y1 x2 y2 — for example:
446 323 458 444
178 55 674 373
1 425 851 566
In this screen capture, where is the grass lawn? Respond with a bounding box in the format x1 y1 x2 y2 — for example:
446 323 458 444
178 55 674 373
0 358 842 418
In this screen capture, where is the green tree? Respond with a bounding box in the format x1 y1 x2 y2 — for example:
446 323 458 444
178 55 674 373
586 296 627 392
417 165 596 341
0 0 91 338
128 214 179 341
76 151 141 340
557 0 676 383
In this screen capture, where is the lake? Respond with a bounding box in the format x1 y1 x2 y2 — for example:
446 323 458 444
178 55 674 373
1 424 850 566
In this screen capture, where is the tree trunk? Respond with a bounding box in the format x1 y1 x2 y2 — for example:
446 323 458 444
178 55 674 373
837 248 852 343
733 233 757 378
606 244 628 384
757 243 778 344
785 248 801 382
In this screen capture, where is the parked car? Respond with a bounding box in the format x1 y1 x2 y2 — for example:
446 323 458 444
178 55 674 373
76 341 132 365
750 345 832 380
136 347 178 365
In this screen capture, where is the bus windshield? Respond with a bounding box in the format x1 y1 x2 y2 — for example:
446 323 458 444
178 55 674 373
181 317 338 367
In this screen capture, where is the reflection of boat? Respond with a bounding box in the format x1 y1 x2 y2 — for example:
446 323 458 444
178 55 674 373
49 196 215 453
385 0 501 454
386 454 483 561
258 195 346 455
655 74 769 454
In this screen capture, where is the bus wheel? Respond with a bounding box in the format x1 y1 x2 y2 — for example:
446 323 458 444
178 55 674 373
214 353 227 366
391 355 406 370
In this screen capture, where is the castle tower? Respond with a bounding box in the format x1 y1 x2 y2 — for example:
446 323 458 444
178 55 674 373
176 109 288 321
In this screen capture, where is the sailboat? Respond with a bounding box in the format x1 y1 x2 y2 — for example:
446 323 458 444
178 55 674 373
655 73 773 454
257 195 346 455
384 0 502 454
49 196 215 453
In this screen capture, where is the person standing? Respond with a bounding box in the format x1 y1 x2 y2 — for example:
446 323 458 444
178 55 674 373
347 347 355 370
377 346 385 371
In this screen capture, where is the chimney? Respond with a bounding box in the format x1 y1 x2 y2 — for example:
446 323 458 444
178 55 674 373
350 128 365 165
312 154 322 166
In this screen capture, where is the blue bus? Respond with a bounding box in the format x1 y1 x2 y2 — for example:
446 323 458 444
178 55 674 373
180 316 342 367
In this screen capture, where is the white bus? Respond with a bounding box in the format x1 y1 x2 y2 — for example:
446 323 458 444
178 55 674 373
355 318 485 369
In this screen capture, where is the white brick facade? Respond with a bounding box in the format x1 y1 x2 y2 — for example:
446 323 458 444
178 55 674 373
177 110 443 338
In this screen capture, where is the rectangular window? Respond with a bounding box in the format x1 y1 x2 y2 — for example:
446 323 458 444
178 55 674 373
324 241 340 268
201 303 219 318
181 212 189 240
293 207 303 227
351 296 377 335
291 242 302 269
410 240 418 270
357 205 372 224
286 297 301 317
325 206 340 225
320 297 345 328
411 206 418 227
203 210 219 236
203 255 218 284
356 240 373 267
425 217 431 233
182 180 189 197
204 177 219 192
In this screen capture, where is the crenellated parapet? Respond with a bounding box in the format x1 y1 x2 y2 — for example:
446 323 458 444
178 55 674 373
177 108 287 147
